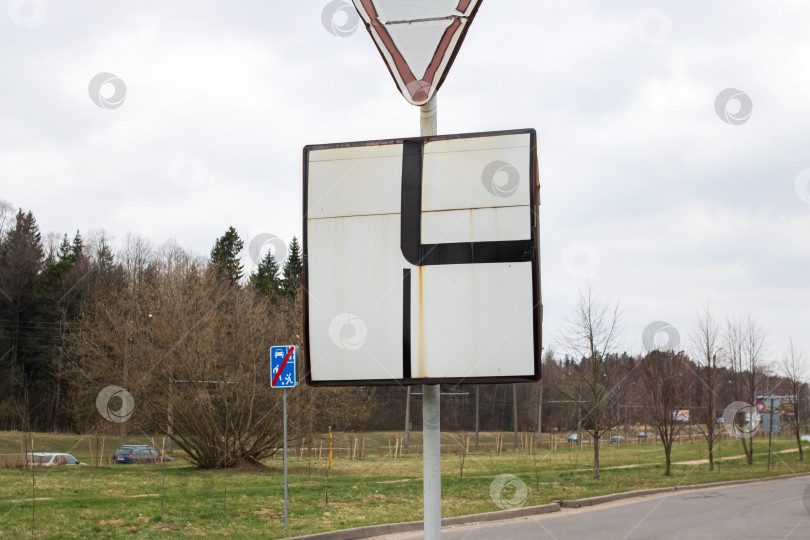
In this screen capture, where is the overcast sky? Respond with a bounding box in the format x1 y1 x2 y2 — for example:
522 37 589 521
2 1 809 371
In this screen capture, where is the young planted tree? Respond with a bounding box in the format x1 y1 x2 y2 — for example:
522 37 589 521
558 286 625 479
726 313 767 465
691 306 723 470
638 351 692 475
780 339 807 461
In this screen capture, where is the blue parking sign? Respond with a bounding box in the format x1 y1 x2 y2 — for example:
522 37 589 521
271 345 297 388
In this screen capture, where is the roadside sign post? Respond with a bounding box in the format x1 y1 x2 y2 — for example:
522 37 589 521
271 345 298 529
420 96 441 540
283 387 288 528
764 394 781 472
307 2 540 538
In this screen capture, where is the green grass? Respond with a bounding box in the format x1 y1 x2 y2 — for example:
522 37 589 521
1 431 808 538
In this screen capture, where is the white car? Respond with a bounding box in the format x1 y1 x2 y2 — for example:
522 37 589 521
800 435 810 444
27 452 86 467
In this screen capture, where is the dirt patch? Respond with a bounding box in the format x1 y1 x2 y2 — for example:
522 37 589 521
572 464 641 472
289 480 320 487
116 494 160 498
675 447 798 466
151 523 184 531
10 497 53 503
99 519 123 526
254 508 281 520
375 478 414 484
225 461 269 472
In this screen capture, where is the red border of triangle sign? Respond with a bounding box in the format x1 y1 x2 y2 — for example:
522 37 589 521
352 0 483 106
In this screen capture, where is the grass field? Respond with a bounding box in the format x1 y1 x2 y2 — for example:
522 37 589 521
1 430 808 538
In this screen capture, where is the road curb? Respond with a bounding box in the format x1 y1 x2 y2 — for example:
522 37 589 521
559 487 674 508
672 471 810 492
287 471 810 539
287 503 560 539
558 471 810 509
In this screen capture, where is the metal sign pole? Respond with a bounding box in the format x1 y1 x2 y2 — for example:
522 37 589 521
767 397 774 472
420 95 441 540
283 387 289 528
423 384 441 539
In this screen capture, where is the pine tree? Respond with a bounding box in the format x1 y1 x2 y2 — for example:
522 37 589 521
96 234 114 271
210 226 244 285
282 236 302 296
250 250 281 300
0 210 45 425
71 230 84 263
57 234 72 263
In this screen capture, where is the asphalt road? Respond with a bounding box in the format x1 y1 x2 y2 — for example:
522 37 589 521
380 476 810 540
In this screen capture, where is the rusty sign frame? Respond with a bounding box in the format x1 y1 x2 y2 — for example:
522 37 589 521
302 128 541 386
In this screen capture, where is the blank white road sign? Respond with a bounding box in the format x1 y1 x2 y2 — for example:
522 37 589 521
303 129 541 386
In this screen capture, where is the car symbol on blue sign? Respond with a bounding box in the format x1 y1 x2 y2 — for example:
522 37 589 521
270 345 297 388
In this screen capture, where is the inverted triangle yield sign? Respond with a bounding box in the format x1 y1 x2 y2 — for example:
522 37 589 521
352 0 483 106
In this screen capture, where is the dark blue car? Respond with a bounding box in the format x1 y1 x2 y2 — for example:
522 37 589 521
113 445 173 464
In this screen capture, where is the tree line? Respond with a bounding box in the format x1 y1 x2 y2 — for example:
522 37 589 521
1 200 807 474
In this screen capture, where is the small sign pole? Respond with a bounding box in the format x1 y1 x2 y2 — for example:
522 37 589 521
283 386 289 528
271 345 296 529
766 394 780 472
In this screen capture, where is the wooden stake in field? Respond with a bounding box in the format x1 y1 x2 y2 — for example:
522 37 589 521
160 436 167 521
328 427 333 470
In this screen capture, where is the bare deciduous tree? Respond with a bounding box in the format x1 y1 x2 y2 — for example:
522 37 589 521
780 339 807 461
726 313 767 465
67 243 374 468
558 286 625 479
691 305 722 470
0 199 14 239
638 351 692 476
